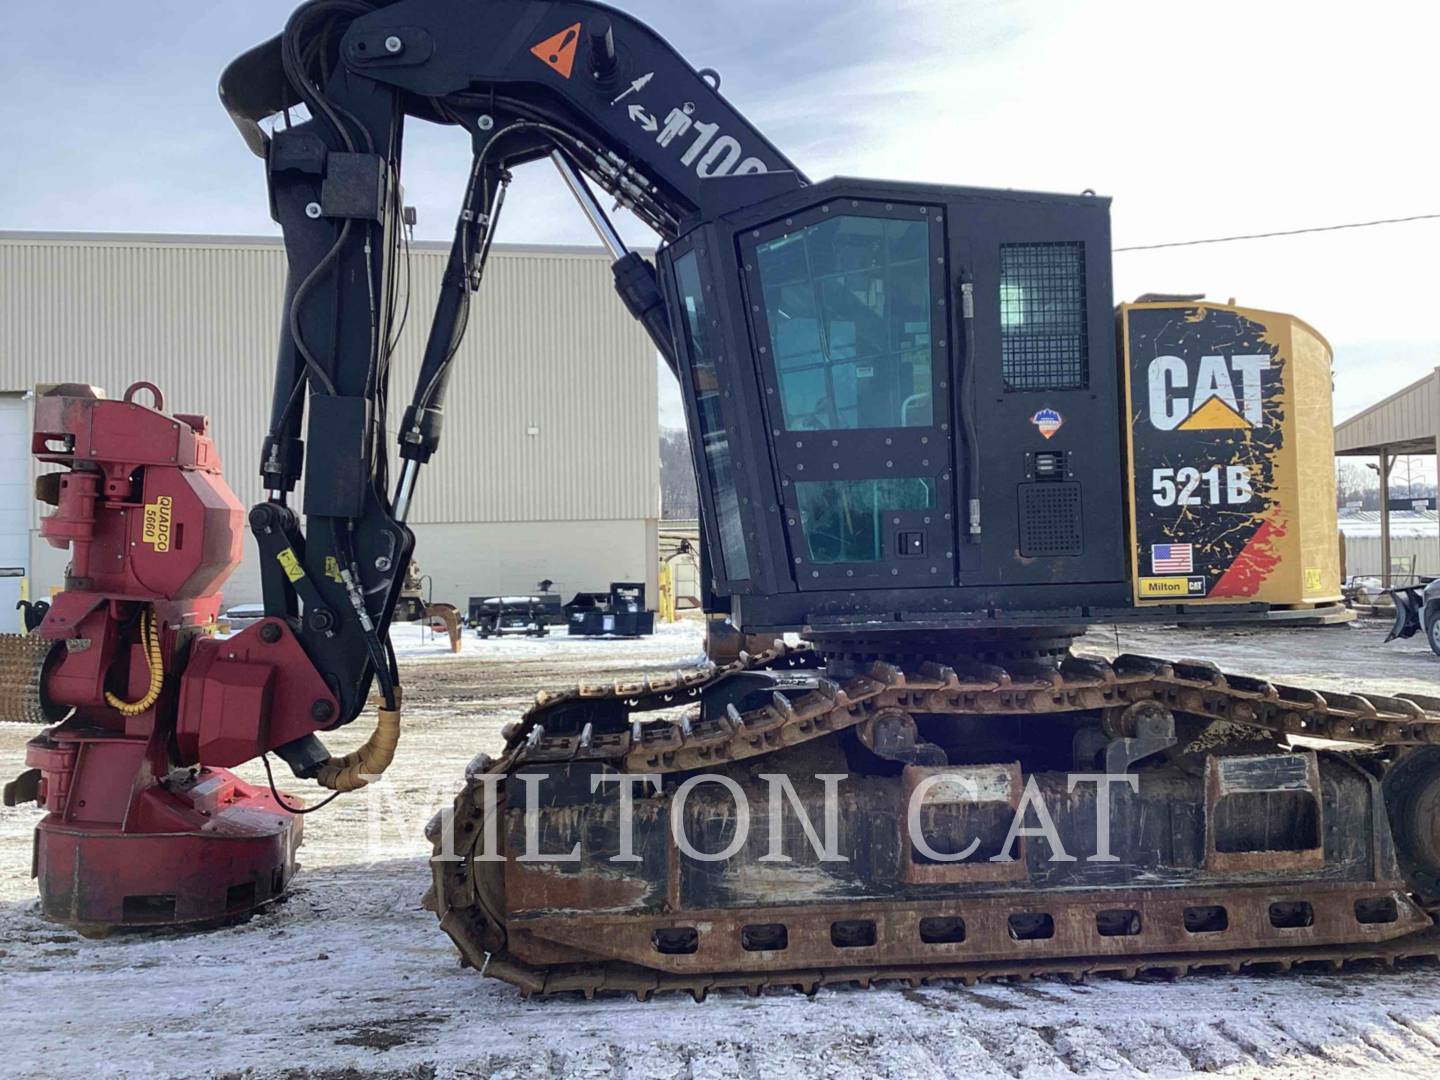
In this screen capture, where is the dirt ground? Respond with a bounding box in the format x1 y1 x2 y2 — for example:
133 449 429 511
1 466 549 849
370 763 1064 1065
2 616 1439 1079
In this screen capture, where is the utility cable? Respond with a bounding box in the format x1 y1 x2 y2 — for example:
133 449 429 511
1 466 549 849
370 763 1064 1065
1115 213 1440 252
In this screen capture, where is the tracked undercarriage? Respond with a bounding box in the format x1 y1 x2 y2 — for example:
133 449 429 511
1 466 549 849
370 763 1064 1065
428 636 1440 999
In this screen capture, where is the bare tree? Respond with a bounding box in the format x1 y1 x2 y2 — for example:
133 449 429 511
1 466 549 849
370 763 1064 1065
659 428 699 521
1335 461 1377 509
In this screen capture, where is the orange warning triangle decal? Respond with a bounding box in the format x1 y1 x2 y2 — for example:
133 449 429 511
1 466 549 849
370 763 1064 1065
1178 395 1251 431
531 23 582 79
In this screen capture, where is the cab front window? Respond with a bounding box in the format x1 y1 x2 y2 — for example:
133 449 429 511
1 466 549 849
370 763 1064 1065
754 215 934 432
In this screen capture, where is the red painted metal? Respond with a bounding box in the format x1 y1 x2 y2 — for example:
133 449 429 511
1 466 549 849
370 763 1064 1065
33 384 242 609
29 729 302 930
16 384 305 932
177 618 337 769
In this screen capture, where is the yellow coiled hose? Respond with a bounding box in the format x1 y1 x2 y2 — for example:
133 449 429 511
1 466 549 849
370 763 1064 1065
105 607 164 717
313 688 403 793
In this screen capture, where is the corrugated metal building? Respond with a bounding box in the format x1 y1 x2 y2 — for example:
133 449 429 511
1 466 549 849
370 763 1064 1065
1337 510 1439 581
1335 368 1440 583
0 232 659 622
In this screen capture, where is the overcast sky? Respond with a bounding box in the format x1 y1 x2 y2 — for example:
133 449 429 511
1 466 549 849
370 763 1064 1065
4 0 1437 434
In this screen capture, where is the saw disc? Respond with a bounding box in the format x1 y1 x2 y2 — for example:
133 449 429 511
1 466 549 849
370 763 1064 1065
0 633 59 724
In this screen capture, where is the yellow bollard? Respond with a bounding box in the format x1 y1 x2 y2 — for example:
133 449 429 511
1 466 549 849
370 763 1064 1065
659 563 676 624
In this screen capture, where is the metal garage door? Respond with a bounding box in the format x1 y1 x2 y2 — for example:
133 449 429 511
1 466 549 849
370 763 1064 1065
0 396 29 631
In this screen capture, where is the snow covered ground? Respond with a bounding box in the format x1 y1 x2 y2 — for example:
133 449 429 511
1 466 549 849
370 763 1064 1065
2 617 1439 1079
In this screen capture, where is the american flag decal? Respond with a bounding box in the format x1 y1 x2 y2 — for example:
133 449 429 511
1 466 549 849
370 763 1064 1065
1152 544 1194 574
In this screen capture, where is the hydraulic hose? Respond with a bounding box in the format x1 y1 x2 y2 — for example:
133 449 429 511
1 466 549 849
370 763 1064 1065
105 608 164 718
313 688 403 792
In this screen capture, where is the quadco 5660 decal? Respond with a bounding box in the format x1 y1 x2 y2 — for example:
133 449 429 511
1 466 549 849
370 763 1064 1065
1126 305 1288 602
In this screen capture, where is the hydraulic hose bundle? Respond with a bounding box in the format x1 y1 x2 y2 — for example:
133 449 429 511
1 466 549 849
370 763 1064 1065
313 689 404 792
105 607 164 718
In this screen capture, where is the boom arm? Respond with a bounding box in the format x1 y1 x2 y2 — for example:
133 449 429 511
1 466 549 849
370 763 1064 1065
219 0 805 773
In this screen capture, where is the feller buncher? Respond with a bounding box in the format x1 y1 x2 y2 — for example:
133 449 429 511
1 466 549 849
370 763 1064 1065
3 0 1439 999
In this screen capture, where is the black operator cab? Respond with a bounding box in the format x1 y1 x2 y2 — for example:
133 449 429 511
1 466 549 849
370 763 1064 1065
660 179 1128 638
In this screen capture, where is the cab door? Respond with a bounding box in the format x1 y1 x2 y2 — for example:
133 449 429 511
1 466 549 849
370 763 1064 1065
740 200 958 592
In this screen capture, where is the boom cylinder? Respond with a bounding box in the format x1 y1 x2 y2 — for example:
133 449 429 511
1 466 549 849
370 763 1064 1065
552 151 629 261
551 151 679 374
399 164 509 467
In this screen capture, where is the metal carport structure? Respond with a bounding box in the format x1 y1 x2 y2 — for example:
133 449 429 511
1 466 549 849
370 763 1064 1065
1335 367 1440 583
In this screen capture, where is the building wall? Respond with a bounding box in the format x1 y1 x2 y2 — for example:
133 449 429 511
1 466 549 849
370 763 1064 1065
1342 534 1440 581
0 232 659 612
411 520 659 609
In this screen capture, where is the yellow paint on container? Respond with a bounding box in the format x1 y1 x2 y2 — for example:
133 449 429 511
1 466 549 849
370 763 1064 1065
1121 301 1340 608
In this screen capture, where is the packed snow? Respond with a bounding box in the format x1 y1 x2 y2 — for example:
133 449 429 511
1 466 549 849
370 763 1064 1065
2 616 1439 1078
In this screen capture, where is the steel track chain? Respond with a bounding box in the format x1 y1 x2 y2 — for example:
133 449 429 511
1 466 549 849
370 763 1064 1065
456 926 1440 1001
434 647 1440 998
495 650 1440 779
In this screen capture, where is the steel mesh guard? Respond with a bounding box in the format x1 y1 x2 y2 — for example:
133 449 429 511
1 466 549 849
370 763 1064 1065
1000 242 1089 392
1018 482 1084 557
